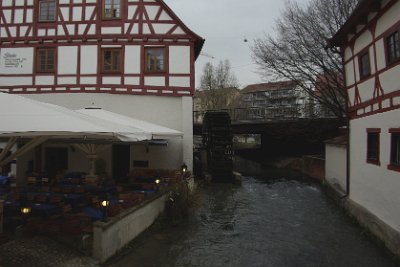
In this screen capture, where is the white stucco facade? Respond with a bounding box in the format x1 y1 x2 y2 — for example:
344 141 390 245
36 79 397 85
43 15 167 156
325 143 347 193
349 109 400 232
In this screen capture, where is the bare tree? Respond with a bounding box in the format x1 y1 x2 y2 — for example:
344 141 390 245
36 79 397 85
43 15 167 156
200 60 239 90
197 60 240 111
252 0 358 120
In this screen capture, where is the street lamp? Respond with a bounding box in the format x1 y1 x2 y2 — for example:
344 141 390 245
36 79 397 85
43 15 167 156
20 205 31 227
181 163 188 174
100 197 110 221
20 206 31 215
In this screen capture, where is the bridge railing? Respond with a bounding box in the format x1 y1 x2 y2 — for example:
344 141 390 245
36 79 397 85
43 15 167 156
193 105 337 124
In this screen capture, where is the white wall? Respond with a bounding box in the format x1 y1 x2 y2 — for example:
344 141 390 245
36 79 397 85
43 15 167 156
350 108 400 232
169 46 190 74
325 144 347 192
0 47 34 75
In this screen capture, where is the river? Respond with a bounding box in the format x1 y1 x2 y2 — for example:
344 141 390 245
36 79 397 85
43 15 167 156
107 157 399 267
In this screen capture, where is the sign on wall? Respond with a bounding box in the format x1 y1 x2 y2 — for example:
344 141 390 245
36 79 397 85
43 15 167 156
0 48 33 74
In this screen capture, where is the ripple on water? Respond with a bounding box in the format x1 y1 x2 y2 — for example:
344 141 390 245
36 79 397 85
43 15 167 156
107 159 399 267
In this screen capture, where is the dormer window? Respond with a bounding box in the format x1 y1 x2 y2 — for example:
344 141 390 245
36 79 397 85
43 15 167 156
386 31 400 65
359 52 371 79
103 0 121 19
38 0 56 22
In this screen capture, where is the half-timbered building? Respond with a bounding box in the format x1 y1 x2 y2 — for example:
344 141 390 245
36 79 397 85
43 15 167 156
0 0 204 177
330 0 400 256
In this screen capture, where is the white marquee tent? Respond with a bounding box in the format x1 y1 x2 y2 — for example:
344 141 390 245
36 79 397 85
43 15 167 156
77 107 182 140
0 93 181 168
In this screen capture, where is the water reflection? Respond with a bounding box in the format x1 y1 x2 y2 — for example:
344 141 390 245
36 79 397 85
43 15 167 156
107 158 398 267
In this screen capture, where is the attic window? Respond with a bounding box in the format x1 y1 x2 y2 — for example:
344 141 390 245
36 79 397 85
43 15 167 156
103 0 121 19
145 47 165 73
38 0 56 22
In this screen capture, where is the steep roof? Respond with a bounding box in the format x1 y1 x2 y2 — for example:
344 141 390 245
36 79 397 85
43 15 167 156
329 0 381 47
241 81 297 94
159 0 205 59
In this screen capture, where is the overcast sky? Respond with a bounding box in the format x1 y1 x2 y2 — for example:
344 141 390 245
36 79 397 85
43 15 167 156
164 0 310 89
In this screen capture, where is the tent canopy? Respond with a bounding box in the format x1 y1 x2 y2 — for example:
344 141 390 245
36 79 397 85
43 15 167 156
0 93 151 142
77 107 183 140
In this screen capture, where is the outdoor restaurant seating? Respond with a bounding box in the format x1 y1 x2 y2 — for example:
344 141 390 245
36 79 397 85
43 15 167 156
1 168 184 237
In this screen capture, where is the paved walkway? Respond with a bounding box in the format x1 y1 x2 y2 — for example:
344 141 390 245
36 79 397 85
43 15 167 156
0 236 99 267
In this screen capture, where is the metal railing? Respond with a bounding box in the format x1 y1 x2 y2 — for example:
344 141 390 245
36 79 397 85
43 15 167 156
193 105 336 124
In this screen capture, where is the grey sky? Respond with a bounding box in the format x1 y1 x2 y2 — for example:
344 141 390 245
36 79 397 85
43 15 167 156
164 0 310 88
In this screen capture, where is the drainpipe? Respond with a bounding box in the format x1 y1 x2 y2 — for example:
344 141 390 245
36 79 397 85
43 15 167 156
344 120 350 198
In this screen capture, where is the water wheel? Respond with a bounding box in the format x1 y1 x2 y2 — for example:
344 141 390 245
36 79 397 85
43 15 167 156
202 112 233 182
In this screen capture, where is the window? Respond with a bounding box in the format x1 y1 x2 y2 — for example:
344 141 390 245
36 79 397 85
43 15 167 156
36 48 56 73
145 47 165 73
38 0 56 22
101 48 121 73
386 31 400 65
367 129 380 165
103 0 121 19
389 129 400 171
359 52 371 79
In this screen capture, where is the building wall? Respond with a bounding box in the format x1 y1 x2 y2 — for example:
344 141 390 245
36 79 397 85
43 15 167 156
343 0 400 118
0 44 193 96
325 144 347 192
349 108 400 232
0 0 199 175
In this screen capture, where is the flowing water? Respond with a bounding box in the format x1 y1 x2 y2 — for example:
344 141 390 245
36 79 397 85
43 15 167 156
107 157 399 267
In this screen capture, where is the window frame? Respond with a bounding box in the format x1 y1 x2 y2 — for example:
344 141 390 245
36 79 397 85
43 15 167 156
100 48 122 74
102 0 122 20
35 47 56 74
388 129 400 172
144 47 166 74
366 128 381 166
385 30 400 66
38 0 57 22
358 51 371 79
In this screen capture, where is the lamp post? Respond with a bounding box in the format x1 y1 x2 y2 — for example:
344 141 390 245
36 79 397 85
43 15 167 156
155 179 161 191
181 163 188 174
20 205 31 226
100 196 110 222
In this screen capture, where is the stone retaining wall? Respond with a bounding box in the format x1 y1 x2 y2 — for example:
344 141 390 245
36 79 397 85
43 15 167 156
92 193 168 263
324 182 400 260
